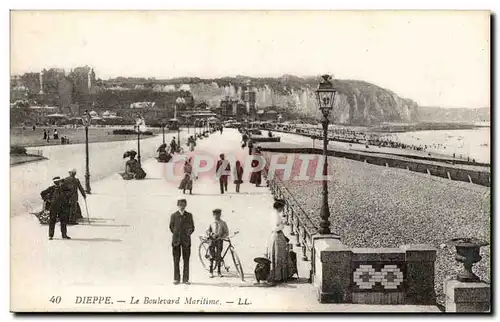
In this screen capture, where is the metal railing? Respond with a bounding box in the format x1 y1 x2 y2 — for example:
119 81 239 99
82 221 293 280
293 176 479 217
262 157 319 282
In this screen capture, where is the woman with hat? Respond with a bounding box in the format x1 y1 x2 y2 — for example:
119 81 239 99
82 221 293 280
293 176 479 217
156 143 171 163
121 150 147 180
178 157 194 194
265 198 294 285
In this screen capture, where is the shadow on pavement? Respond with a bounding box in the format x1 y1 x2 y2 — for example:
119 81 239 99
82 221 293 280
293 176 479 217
77 224 130 228
238 282 298 288
188 281 253 288
228 191 271 196
66 238 122 242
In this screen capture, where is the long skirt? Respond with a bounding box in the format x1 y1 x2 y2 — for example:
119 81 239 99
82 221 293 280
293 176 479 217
120 172 135 180
265 231 291 283
135 167 147 179
250 171 262 185
178 174 193 191
68 201 83 222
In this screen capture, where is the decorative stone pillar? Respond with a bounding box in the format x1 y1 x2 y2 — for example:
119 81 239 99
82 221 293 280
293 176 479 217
400 244 437 305
445 238 490 312
445 278 490 312
312 234 351 303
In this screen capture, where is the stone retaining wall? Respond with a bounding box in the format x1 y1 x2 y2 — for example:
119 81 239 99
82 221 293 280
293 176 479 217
260 146 490 187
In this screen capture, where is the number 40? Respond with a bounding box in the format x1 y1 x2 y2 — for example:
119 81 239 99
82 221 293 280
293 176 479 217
49 296 61 304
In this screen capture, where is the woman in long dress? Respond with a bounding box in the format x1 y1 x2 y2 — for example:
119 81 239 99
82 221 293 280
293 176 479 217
249 147 263 187
179 157 194 194
265 199 292 285
156 143 171 162
234 160 244 193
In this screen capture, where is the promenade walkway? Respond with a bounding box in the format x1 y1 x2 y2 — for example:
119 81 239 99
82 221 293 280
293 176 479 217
11 129 439 312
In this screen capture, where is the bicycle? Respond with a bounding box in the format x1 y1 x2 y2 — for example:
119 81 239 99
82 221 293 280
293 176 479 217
198 231 244 281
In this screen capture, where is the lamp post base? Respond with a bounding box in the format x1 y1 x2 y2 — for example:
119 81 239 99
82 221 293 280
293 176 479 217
85 173 91 194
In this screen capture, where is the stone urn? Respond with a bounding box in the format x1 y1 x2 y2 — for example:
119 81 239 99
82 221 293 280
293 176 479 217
447 237 489 282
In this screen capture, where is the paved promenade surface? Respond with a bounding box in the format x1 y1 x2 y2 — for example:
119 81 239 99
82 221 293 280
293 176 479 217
11 129 439 312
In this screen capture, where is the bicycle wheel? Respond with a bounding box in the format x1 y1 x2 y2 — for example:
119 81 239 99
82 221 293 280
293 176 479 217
230 248 245 281
198 240 211 271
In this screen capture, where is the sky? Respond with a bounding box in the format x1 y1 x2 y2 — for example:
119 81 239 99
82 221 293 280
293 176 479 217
10 10 490 108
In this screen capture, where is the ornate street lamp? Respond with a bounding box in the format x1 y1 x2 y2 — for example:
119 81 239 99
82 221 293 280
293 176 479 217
315 75 337 235
175 96 186 147
162 120 166 144
135 114 144 166
81 110 92 194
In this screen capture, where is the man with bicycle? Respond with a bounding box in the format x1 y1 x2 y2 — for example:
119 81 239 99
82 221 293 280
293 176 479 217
206 209 229 278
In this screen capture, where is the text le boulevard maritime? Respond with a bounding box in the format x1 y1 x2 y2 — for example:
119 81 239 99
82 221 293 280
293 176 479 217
74 296 251 306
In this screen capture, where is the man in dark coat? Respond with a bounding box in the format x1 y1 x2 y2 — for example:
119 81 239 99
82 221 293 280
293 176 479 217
248 140 254 156
64 168 86 224
170 138 178 154
41 177 71 240
169 198 195 284
216 154 231 194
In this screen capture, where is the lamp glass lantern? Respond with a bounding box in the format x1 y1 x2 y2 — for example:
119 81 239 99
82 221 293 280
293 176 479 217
82 111 91 126
315 75 337 114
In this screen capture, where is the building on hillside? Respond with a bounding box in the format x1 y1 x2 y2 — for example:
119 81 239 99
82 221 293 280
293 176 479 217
179 84 191 91
67 66 96 108
243 81 257 120
130 102 156 109
219 96 239 119
196 102 209 110
102 110 118 118
256 109 279 122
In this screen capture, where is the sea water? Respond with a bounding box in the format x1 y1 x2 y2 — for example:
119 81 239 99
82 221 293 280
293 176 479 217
391 127 491 163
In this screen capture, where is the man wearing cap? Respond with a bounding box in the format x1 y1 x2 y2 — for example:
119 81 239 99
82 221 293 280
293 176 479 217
40 177 72 240
64 169 86 225
169 198 195 284
206 209 229 278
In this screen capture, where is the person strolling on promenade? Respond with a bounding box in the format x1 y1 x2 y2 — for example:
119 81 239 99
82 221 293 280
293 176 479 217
188 136 196 152
41 177 72 240
216 154 231 194
249 147 263 187
241 132 248 148
179 157 194 195
169 198 195 285
234 160 244 193
43 129 47 140
265 199 296 285
206 209 229 278
248 139 254 156
170 137 178 154
64 169 86 225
